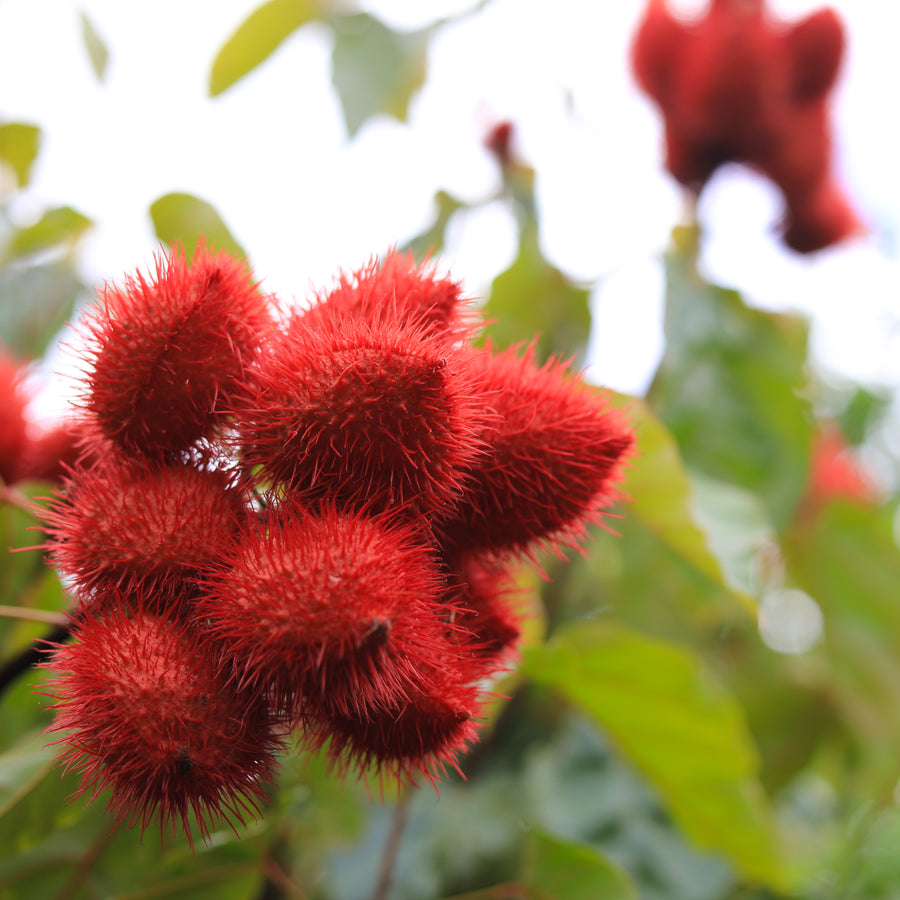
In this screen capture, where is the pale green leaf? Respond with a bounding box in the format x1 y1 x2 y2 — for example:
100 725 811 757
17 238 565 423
522 830 636 900
149 192 247 260
79 10 109 81
0 123 41 188
209 0 321 96
4 206 93 262
331 13 429 136
523 622 785 888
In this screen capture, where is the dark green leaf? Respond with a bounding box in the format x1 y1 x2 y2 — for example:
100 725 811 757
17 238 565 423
0 259 83 358
4 205 93 262
0 123 41 189
483 226 591 364
149 192 247 261
523 622 785 888
79 10 109 81
209 0 321 96
331 13 429 136
649 226 812 531
522 830 636 900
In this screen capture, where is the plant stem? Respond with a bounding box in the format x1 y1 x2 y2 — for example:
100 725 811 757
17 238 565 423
55 822 116 900
369 786 414 900
0 605 68 626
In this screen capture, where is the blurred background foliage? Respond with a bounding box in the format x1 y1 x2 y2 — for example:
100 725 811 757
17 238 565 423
2 2 899 899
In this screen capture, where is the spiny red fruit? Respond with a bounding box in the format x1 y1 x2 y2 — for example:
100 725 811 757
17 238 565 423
0 346 29 485
298 250 476 341
631 0 858 252
444 555 523 671
806 424 877 507
440 346 633 557
197 503 453 719
82 245 273 458
43 455 249 607
236 312 487 515
44 608 282 846
309 663 482 788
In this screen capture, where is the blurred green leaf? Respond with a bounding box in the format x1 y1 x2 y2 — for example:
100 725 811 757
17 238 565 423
522 830 636 900
609 394 753 608
483 226 591 364
331 13 429 136
4 205 93 263
149 192 247 261
79 10 109 81
209 0 321 96
523 621 785 888
649 227 812 531
0 259 82 359
404 189 465 258
0 123 41 189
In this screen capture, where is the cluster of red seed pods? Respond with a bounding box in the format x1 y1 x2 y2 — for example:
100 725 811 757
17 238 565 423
39 245 633 844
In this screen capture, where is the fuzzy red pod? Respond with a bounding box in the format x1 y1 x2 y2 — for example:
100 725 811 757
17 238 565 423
308 661 482 789
631 0 690 112
196 502 456 720
443 554 524 674
236 310 488 516
42 454 250 609
781 178 861 254
298 250 477 342
783 7 845 104
439 345 634 558
81 245 273 458
43 607 282 846
0 346 29 485
15 418 95 484
631 0 857 252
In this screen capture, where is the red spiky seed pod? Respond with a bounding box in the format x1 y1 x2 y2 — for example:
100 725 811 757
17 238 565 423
196 503 454 720
0 346 29 485
43 608 282 846
81 245 273 458
298 250 477 342
43 454 249 608
444 554 524 673
309 663 482 789
440 345 634 557
236 312 487 516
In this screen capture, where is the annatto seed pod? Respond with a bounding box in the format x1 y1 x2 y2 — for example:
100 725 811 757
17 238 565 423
42 454 249 609
298 250 477 342
81 245 273 458
440 345 634 557
236 310 488 517
43 607 283 846
308 661 482 789
196 502 456 720
0 345 29 485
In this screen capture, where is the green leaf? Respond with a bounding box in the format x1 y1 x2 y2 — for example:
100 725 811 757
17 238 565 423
209 0 321 96
4 206 93 262
79 10 109 81
483 226 591 364
0 123 41 189
609 394 754 608
0 259 83 358
331 13 429 136
523 622 785 888
522 830 636 900
149 192 247 261
649 226 812 531
404 189 465 258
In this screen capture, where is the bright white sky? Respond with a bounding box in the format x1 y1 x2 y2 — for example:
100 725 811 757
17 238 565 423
1 0 899 398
